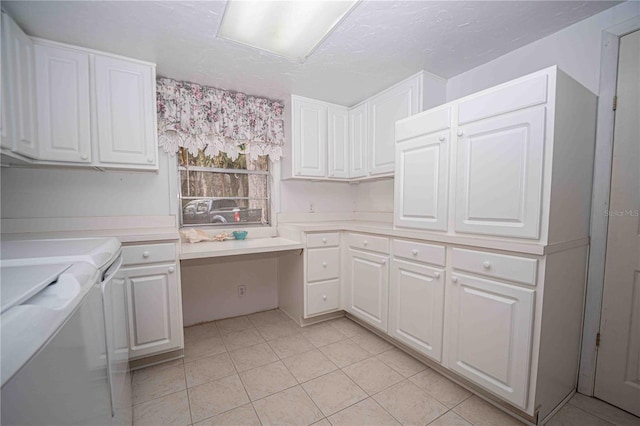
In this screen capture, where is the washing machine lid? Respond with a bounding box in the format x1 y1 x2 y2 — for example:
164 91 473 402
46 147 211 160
1 237 121 271
0 263 72 314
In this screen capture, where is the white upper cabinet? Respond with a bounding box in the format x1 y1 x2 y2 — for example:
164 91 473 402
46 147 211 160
292 96 327 178
34 43 91 163
327 106 349 179
455 107 545 239
94 55 156 167
368 74 422 175
349 103 367 178
1 13 38 157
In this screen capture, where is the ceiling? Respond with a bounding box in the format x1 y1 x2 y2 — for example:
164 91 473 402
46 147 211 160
3 1 619 105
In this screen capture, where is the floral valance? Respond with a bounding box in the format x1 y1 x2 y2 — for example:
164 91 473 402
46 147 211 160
156 78 284 161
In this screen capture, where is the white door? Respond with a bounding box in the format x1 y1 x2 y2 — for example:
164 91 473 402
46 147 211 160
394 131 449 231
594 30 640 417
293 97 327 177
94 55 156 167
328 106 349 179
448 273 535 409
455 106 545 239
123 263 181 358
34 43 91 163
1 13 38 157
368 76 421 175
389 259 444 362
349 103 368 178
348 248 389 332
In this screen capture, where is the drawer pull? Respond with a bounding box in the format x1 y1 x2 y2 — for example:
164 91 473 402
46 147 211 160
451 276 458 283
322 238 327 243
381 259 387 265
457 129 464 137
411 249 418 256
363 240 369 246
322 262 328 268
482 261 491 269
142 251 150 258
322 295 327 301
168 266 175 273
434 272 441 279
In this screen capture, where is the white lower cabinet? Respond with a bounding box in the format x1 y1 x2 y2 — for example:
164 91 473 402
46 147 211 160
448 273 535 409
389 259 444 362
347 248 389 332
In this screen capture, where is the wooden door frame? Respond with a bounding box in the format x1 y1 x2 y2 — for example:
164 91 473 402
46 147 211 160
578 16 640 395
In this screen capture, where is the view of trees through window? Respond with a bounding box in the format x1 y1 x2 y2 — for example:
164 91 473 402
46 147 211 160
179 147 269 226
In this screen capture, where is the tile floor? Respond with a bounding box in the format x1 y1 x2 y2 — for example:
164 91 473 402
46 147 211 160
132 310 640 426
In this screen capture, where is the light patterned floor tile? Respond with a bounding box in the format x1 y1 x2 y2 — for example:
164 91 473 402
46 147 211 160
453 396 525 426
184 352 236 388
326 318 368 337
302 370 367 416
215 315 253 333
319 339 372 368
282 349 338 383
188 374 250 423
256 320 301 341
222 328 265 351
377 348 427 378
409 368 472 408
229 341 279 372
268 333 315 358
301 322 347 347
342 357 404 395
311 419 332 426
568 394 640 426
133 364 186 404
192 403 260 426
133 390 191 426
252 385 324 426
350 330 394 355
327 397 400 426
248 309 290 326
374 380 448 425
183 335 227 362
547 404 614 426
239 360 298 401
428 411 473 426
184 322 220 342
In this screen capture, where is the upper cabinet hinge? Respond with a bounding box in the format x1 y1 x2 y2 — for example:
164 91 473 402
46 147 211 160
596 332 601 347
613 96 617 111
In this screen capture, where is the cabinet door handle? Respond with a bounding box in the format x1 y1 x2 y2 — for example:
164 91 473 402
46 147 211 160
322 294 327 301
451 276 458 283
147 157 154 163
381 259 387 265
363 240 368 246
322 238 327 243
457 129 464 137
168 266 175 273
439 135 445 141
322 262 328 268
81 154 88 160
142 251 150 258
434 272 441 278
482 261 491 269
411 249 418 256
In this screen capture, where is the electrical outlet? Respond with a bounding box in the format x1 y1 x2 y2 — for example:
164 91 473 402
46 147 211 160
238 285 246 297
309 202 315 213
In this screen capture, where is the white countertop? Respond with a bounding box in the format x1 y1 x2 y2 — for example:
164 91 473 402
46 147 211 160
180 237 304 260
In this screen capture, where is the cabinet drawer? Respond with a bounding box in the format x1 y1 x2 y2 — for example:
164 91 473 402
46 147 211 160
306 279 340 316
452 248 537 285
347 233 389 254
122 243 175 266
392 239 445 266
307 247 340 282
306 232 340 248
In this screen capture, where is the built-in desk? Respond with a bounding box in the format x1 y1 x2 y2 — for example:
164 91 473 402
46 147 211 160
179 237 304 260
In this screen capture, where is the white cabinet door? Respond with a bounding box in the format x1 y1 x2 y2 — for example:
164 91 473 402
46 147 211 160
1 13 38 157
35 43 91 163
328 106 349 179
455 106 545 239
95 55 156 167
394 131 449 231
368 77 421 175
293 97 327 177
347 248 389 332
448 273 534 408
389 259 444 361
349 103 368 178
122 263 182 358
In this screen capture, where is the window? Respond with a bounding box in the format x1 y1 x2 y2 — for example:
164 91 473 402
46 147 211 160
178 148 270 227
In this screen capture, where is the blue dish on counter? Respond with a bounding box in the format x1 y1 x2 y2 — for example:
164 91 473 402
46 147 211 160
233 230 248 240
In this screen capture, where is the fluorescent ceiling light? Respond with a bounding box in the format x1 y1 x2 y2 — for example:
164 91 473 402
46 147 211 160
219 0 359 63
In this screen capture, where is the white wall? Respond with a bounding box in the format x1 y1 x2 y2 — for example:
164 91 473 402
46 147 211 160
446 1 640 101
280 180 356 213
180 253 279 326
354 179 394 213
